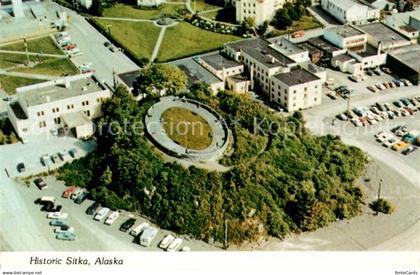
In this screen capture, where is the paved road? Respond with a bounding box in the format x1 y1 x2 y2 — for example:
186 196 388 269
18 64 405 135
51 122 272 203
47 2 139 85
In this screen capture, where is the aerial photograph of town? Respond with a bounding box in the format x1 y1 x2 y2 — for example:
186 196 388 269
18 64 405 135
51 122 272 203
0 0 419 272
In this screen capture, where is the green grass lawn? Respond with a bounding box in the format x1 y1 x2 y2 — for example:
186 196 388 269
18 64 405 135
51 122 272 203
0 76 45 95
161 107 213 150
94 19 160 61
193 0 222 12
271 15 322 36
157 22 240 62
102 3 186 20
0 36 63 55
0 53 28 68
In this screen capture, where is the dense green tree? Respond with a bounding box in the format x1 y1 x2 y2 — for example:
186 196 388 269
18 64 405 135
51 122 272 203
133 64 187 97
89 0 105 16
272 9 293 29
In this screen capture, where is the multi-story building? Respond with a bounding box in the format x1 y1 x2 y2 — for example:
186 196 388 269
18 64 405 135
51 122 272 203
321 0 380 25
7 73 111 140
235 0 286 26
269 37 310 63
271 68 322 112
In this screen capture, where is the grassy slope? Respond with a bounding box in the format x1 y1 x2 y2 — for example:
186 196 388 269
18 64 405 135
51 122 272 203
94 19 160 61
0 76 45 95
157 22 240 62
102 3 185 20
0 36 63 55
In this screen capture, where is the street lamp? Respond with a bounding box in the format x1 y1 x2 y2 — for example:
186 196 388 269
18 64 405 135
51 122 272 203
106 24 112 35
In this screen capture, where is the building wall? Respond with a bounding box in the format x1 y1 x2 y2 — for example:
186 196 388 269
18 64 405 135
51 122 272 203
226 77 251 94
349 51 387 69
324 29 368 49
236 0 284 25
271 77 322 112
321 0 379 25
197 58 244 81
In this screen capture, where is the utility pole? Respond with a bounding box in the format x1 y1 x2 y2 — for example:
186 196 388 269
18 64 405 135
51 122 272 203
106 24 112 36
346 91 351 120
376 179 382 216
23 38 30 65
112 69 117 90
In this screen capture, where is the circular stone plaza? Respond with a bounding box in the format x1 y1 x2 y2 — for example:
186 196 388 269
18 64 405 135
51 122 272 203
144 96 229 162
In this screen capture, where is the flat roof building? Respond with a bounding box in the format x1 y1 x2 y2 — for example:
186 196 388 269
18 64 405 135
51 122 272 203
357 22 412 50
321 0 380 25
387 44 420 84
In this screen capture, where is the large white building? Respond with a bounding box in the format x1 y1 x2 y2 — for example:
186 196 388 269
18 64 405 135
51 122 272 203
7 74 111 140
235 0 285 26
321 0 380 25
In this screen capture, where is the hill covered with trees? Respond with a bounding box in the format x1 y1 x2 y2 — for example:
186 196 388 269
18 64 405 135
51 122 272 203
59 83 368 245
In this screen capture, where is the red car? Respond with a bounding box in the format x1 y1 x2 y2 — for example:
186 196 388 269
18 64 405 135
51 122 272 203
63 186 77 198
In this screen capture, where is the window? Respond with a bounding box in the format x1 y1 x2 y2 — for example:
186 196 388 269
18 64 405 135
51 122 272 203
37 111 44 117
82 100 89 106
67 104 74 110
84 110 91 117
304 87 307 91
39 121 46 128
54 117 61 124
52 107 59 113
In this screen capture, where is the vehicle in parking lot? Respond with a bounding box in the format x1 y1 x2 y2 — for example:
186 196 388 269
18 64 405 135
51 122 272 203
393 101 402 108
402 79 412 86
159 234 175 250
94 207 110 221
47 212 68 219
403 131 419 143
86 201 101 215
104 211 120 225
367 86 377 93
402 146 417 155
62 186 77 198
42 202 62 212
71 188 83 200
54 225 74 234
56 231 76 241
36 196 56 205
373 67 383 75
49 219 67 227
351 118 363 127
41 154 52 166
375 131 394 143
181 246 191 252
51 154 62 164
139 226 158 247
337 113 348 120
130 222 149 236
120 218 136 232
75 191 89 204
392 126 408 137
17 162 25 173
383 138 398 148
392 141 409 151
69 148 78 158
375 83 385 90
59 150 71 161
166 237 183 252
34 178 48 190
381 66 392 74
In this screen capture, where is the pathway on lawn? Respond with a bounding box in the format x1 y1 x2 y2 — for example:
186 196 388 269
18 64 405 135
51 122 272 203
0 49 67 58
185 0 195 14
92 16 155 23
150 26 167 63
0 70 58 81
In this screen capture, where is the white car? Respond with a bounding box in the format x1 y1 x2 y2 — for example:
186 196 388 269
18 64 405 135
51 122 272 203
181 246 191 252
47 212 68 219
59 150 71 161
54 226 74 233
71 188 83 200
350 118 362 127
166 238 183 252
130 222 149 236
383 137 398 148
375 131 394 143
94 207 110 221
104 211 120 225
159 234 175 250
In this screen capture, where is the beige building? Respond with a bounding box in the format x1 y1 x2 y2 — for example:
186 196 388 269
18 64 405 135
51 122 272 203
324 25 368 51
271 68 322 112
235 0 286 26
7 73 111 140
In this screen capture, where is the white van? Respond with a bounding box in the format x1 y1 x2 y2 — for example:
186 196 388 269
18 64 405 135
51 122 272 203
166 237 183 252
139 226 158 247
159 234 175 250
40 196 56 204
130 222 149 236
71 188 83 200
94 207 110 221
104 211 120 225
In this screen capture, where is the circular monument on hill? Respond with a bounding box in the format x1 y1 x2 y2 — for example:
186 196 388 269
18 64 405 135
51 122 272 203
144 96 229 162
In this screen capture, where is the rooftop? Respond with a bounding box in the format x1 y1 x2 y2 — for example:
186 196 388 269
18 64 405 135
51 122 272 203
200 53 242 71
328 25 365 38
389 44 420 73
332 53 355 63
308 37 342 54
19 75 107 107
117 70 139 89
269 38 307 56
171 58 222 87
357 23 410 47
227 74 249 83
274 68 320 86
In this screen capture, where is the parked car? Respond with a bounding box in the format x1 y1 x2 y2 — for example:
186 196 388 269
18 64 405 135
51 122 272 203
86 201 101 215
94 207 110 221
62 186 77 198
166 237 183 252
104 211 120 225
74 191 89 204
36 196 56 205
130 222 149 236
17 162 25 173
139 226 158 247
59 150 71 161
159 234 175 250
375 131 394 143
41 154 52 166
34 178 48 190
383 137 398 148
51 154 62 164
71 188 83 200
392 141 409 151
56 231 76 241
69 148 78 158
381 66 392 74
181 246 191 252
120 218 136 232
351 118 362 127
402 146 417 155
337 113 348 120
367 86 377 93
54 225 74 233
42 202 62 212
47 212 68 219
49 219 67 227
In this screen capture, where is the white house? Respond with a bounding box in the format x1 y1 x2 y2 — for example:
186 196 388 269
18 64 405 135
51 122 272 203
235 0 286 26
7 73 111 140
321 0 380 25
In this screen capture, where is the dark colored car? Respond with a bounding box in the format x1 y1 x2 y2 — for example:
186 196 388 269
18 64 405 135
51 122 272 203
17 162 25 173
41 202 62 212
402 146 417 155
86 201 100 215
119 218 136 232
34 178 48 190
75 192 89 204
